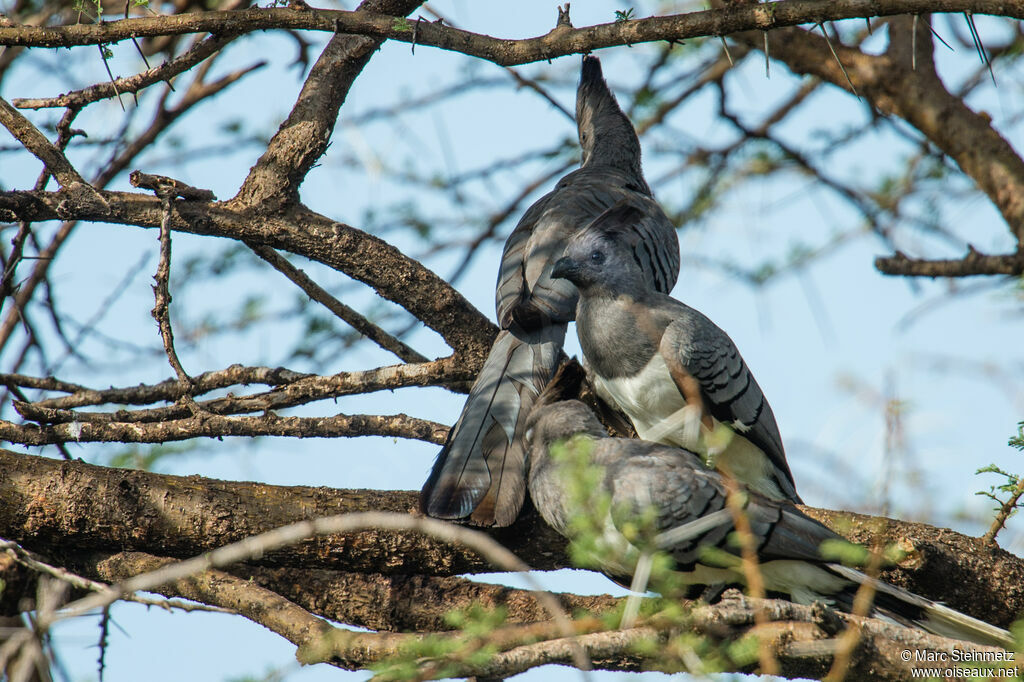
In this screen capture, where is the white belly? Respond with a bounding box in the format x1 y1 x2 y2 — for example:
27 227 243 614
594 354 684 438
594 355 785 500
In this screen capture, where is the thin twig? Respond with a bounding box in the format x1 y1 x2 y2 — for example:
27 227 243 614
250 245 427 363
0 538 232 614
982 476 1024 544
763 30 769 77
817 22 859 97
719 35 734 65
97 43 125 111
963 10 996 84
150 193 198 415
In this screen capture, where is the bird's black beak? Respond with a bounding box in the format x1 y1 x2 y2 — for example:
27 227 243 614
551 256 578 282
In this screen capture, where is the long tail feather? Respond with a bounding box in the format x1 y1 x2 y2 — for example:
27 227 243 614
827 564 1013 648
421 323 564 526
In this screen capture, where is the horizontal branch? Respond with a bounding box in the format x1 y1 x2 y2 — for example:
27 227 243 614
0 1 1022 65
875 247 1024 277
12 33 240 110
3 364 311 408
0 189 496 361
1 448 1022 629
13 549 1011 680
233 566 618 633
9 357 469 426
0 410 448 445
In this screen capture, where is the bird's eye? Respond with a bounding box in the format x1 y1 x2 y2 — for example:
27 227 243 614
590 250 605 263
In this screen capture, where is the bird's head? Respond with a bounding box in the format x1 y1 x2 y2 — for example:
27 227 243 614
551 200 650 293
524 362 603 453
525 400 605 455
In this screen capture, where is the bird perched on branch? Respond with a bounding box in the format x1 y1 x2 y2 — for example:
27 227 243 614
552 201 801 503
524 374 1012 648
421 56 680 526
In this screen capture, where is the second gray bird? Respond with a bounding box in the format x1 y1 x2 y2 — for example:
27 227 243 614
551 201 801 503
525 395 1012 648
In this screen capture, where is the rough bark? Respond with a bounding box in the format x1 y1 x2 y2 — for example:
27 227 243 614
2 448 1021 629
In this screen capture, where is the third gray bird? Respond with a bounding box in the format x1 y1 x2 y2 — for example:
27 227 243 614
551 201 801 503
524 393 1010 648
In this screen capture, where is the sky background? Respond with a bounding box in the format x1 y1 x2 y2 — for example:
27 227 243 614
1 1 1023 680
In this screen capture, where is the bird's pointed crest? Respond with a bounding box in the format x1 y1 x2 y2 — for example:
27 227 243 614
580 54 604 87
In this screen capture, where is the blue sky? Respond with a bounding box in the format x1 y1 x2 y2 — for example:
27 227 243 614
2 1 1022 680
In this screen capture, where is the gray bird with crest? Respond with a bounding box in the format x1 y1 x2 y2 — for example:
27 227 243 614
552 201 801 503
421 56 680 526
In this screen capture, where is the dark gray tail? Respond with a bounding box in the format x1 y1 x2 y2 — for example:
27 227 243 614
827 564 1013 649
421 323 565 526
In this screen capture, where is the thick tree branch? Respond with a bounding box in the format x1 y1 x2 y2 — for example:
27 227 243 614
84 552 342 664
1 449 1021 629
233 0 424 209
0 1 1022 65
5 548 1010 681
0 190 496 360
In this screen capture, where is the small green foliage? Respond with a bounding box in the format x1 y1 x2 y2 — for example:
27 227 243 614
220 119 244 134
746 147 783 176
750 262 777 285
392 17 413 32
1010 421 1024 451
727 632 762 667
976 461 1023 516
819 538 871 566
132 0 149 7
443 604 508 636
101 46 114 59
1010 618 1024 652
614 8 634 22
372 604 506 681
632 85 657 112
105 442 200 470
974 421 1024 512
629 633 660 656
697 543 740 569
820 537 905 567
